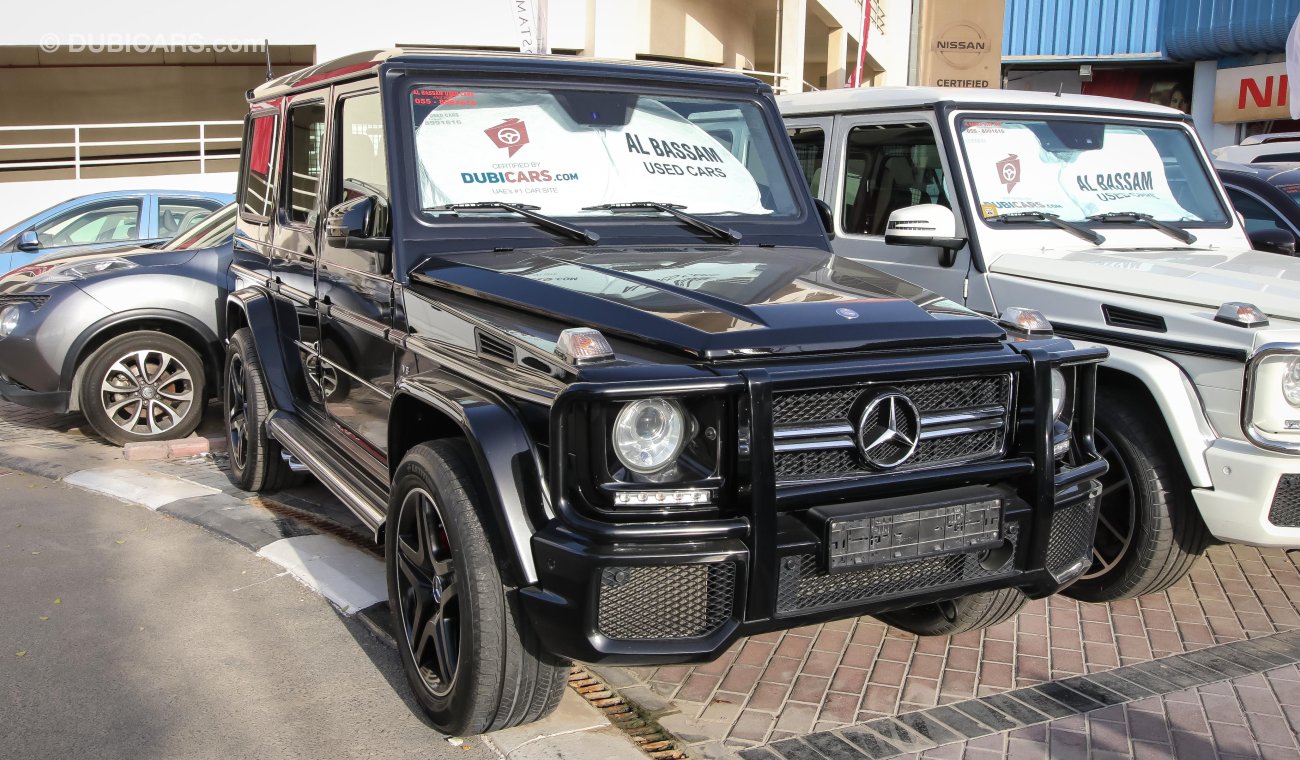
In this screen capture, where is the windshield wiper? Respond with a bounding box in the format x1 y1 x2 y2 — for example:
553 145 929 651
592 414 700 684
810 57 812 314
1086 212 1197 245
582 202 742 244
993 211 1104 245
425 202 599 245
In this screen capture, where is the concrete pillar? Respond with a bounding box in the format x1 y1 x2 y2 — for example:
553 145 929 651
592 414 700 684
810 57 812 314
779 0 808 93
827 26 847 89
589 0 637 59
1191 58 1237 150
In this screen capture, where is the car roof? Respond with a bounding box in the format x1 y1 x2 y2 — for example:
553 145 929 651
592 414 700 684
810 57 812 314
777 86 1185 119
250 48 769 101
1215 160 1300 183
62 190 233 203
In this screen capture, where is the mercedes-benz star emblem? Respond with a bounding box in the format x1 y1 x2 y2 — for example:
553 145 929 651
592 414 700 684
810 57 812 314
836 307 860 320
857 392 921 469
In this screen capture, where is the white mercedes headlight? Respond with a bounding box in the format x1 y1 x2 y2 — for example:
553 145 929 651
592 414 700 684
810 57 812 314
1284 357 1300 408
612 399 688 474
1244 348 1300 450
0 306 20 338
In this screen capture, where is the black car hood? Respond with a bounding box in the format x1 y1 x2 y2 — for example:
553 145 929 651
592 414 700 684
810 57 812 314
409 246 1005 359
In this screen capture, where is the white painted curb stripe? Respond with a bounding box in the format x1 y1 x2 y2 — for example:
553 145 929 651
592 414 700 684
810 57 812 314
63 467 222 510
257 534 387 615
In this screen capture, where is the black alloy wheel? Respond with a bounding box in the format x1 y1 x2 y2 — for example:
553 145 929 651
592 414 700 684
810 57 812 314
226 351 249 472
386 441 567 735
394 486 461 698
1077 426 1137 582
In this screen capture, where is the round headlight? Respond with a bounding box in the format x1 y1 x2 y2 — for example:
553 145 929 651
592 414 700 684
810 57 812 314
1283 358 1300 407
613 399 688 474
0 305 20 339
1050 368 1068 419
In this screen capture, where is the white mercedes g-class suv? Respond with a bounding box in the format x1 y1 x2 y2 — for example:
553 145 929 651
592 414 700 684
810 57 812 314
780 87 1300 602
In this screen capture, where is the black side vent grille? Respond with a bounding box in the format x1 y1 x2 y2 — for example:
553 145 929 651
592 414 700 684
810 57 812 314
476 331 516 364
1103 305 1167 333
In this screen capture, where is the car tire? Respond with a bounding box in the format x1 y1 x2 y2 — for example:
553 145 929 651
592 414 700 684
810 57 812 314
79 331 206 446
224 328 298 492
875 587 1027 637
1065 395 1208 602
387 440 568 736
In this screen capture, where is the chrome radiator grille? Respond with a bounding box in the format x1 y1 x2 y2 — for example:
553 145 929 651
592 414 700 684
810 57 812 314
772 374 1013 484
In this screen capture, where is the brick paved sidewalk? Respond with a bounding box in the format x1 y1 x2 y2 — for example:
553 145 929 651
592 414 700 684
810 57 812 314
599 544 1300 758
896 663 1300 760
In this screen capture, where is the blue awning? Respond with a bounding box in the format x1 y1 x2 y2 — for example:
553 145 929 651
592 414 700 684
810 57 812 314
1003 0 1165 61
1164 0 1300 60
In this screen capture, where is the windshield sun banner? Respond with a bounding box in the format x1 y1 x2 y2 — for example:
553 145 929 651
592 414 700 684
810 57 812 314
960 119 1206 223
411 88 773 216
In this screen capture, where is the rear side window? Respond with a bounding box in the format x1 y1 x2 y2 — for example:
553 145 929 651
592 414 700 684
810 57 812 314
787 127 825 195
158 198 219 239
239 114 278 221
841 123 949 236
284 103 326 224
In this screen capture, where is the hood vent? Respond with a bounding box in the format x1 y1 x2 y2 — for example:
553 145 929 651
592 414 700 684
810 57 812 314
1103 305 1167 333
476 331 516 364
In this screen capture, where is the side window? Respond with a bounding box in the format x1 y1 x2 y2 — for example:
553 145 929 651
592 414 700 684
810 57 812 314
158 199 218 239
35 200 142 247
1226 187 1289 235
841 123 949 236
335 93 388 204
284 103 327 224
787 127 825 196
239 114 278 221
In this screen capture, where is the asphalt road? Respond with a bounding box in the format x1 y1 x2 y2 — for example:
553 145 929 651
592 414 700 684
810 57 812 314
0 469 495 760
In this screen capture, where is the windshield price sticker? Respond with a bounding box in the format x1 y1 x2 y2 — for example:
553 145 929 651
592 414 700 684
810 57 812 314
413 89 767 215
961 121 1201 222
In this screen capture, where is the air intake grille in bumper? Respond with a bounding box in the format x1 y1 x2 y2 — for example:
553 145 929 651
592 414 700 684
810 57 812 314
775 523 1019 615
597 563 736 640
1268 475 1300 527
1045 498 1099 580
772 375 1012 483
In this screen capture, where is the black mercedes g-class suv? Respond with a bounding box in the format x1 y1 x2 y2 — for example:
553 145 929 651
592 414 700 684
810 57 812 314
223 49 1107 735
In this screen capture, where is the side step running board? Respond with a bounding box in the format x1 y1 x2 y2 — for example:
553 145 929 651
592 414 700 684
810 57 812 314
280 451 310 472
265 412 387 540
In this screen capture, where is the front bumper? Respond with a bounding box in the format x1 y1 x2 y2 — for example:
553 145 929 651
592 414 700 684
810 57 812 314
1192 437 1300 546
523 467 1101 664
0 374 69 413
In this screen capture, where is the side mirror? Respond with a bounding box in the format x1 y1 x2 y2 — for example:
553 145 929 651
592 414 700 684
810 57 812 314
884 204 967 267
814 199 835 240
17 230 39 251
325 196 391 255
1249 227 1297 256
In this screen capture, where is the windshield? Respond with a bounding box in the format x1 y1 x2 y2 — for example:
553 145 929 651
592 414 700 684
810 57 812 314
162 203 235 250
958 117 1229 225
410 86 798 218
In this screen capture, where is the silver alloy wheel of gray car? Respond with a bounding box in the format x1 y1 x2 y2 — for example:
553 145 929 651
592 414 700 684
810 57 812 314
99 348 196 436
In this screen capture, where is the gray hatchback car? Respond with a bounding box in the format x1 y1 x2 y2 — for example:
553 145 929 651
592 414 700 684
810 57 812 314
0 203 235 445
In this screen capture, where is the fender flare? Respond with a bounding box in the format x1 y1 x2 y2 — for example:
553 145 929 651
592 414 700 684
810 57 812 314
63 307 222 391
389 381 549 588
1089 342 1216 488
224 288 302 413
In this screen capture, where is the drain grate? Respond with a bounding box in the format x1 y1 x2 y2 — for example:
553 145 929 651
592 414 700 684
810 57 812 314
568 666 687 759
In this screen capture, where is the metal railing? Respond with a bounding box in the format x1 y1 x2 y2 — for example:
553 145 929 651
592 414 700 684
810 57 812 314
870 0 886 35
0 120 243 180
